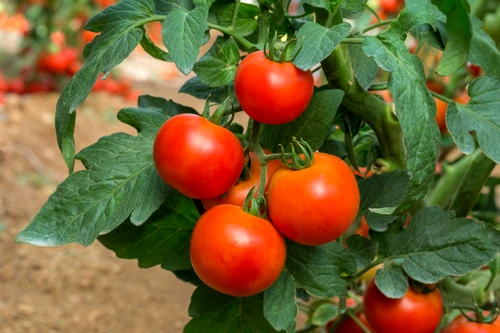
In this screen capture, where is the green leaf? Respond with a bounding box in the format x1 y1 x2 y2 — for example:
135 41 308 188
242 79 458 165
311 303 338 326
172 268 203 286
261 89 345 153
374 266 409 299
319 139 347 159
365 211 399 232
179 76 237 104
264 269 297 332
185 285 278 333
208 2 260 37
193 36 240 87
140 27 172 61
358 170 409 215
389 206 500 283
162 4 208 75
154 0 194 15
370 217 406 258
404 0 436 31
15 107 172 247
433 0 471 76
446 76 500 163
346 235 376 270
286 242 356 298
57 0 155 172
293 22 351 71
137 94 198 116
348 44 378 90
468 16 500 78
341 0 368 19
98 193 198 270
363 22 440 212
303 0 342 13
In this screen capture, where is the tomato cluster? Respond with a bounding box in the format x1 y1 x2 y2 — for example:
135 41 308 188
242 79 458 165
153 50 360 296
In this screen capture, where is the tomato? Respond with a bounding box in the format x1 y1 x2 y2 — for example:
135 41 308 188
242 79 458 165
327 312 375 333
201 151 281 211
82 30 98 44
364 278 443 333
0 74 7 92
234 50 314 125
454 91 470 105
7 78 25 94
267 152 360 246
371 89 393 102
441 313 500 333
38 48 78 74
435 97 448 133
352 167 373 178
379 0 404 14
154 114 244 199
467 63 481 77
190 204 286 297
355 216 370 238
427 80 444 95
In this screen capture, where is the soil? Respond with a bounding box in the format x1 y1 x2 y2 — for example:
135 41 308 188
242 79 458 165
0 77 206 333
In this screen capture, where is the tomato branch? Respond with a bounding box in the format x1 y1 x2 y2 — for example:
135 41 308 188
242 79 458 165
341 38 365 44
346 310 372 333
430 90 454 104
248 120 269 202
229 0 241 32
365 4 382 22
207 22 258 51
362 20 394 34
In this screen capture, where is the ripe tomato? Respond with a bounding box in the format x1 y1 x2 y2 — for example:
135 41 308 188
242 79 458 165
38 48 78 74
154 114 244 199
435 97 448 133
454 91 470 105
380 0 404 14
327 313 375 333
355 216 370 238
467 63 481 77
201 151 281 211
427 80 445 94
7 78 25 94
442 313 500 333
267 152 360 246
190 204 286 297
234 50 314 125
352 166 373 178
364 278 443 333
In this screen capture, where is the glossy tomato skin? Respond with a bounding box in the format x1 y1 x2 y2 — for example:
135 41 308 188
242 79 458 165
190 204 286 297
234 51 314 125
379 0 404 14
153 114 244 199
267 152 360 246
364 278 443 333
328 313 375 333
441 313 500 333
201 151 281 210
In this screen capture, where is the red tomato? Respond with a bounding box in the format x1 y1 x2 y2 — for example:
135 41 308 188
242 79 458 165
371 90 393 102
352 167 373 178
380 0 403 14
427 80 445 94
442 313 500 333
82 30 98 44
327 313 375 333
435 97 448 133
38 48 78 74
201 151 281 211
454 91 470 105
153 114 244 199
190 204 286 297
7 78 25 94
364 278 443 333
267 152 360 246
234 50 314 124
0 74 8 92
355 216 370 238
467 63 481 77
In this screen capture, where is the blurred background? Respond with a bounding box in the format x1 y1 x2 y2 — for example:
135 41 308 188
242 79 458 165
0 0 499 332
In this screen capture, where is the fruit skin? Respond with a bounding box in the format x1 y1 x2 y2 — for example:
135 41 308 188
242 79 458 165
435 97 448 133
190 204 286 297
379 0 404 14
327 313 375 333
201 151 281 211
153 114 244 199
234 50 314 125
441 313 500 333
364 278 443 333
267 152 360 246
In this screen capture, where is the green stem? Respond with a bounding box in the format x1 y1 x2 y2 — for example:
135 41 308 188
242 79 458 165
366 4 382 22
258 8 271 46
414 41 424 55
341 38 365 44
427 150 480 208
248 121 268 202
449 151 496 217
208 23 258 51
430 90 454 104
362 20 394 33
230 0 241 31
368 82 388 91
351 259 384 280
441 277 488 307
345 124 359 170
347 311 372 333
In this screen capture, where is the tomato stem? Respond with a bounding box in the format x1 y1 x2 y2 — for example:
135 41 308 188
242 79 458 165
365 4 382 22
351 259 385 281
229 0 241 32
362 20 394 34
207 22 258 52
341 38 365 45
248 121 269 205
346 310 372 333
430 90 454 104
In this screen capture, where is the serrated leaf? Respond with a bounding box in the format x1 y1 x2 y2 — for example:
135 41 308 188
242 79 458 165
346 235 376 269
260 89 344 153
286 242 356 298
193 36 240 87
172 268 203 286
179 76 237 104
468 16 500 78
433 0 471 76
370 217 406 258
154 0 194 15
348 44 378 90
303 0 341 13
140 28 172 61
208 2 260 37
57 0 155 172
358 170 409 215
185 285 278 333
16 107 172 247
293 22 351 71
375 266 408 299
389 206 500 283
137 94 198 117
365 211 399 232
446 78 500 163
403 0 436 31
162 5 208 75
311 303 338 326
264 269 297 332
98 192 198 270
363 22 440 212
341 0 368 19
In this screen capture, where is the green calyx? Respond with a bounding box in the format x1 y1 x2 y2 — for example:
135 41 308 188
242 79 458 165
461 303 499 324
263 32 303 63
202 96 235 127
242 186 267 218
280 138 314 170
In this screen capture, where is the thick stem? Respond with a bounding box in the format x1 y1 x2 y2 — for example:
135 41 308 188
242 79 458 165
427 150 480 208
208 23 257 51
321 46 406 170
248 121 268 202
449 151 496 217
230 0 241 31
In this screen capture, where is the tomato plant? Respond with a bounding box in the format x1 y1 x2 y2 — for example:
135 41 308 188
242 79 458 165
13 0 500 332
441 313 500 333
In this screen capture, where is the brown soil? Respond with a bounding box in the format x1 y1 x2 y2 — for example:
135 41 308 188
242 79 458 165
0 79 205 333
